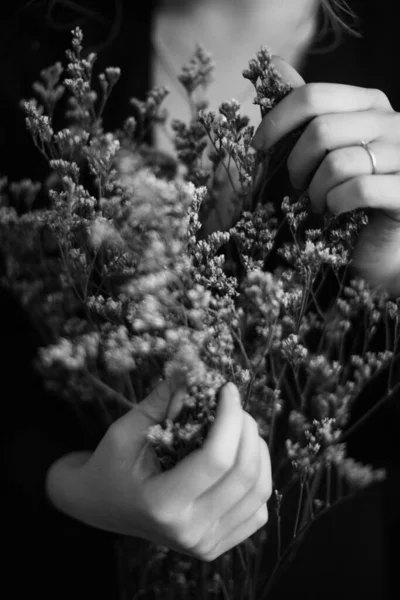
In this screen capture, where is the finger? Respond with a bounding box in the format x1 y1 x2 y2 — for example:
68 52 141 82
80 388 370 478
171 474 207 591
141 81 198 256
166 387 187 421
326 173 400 219
199 503 268 562
194 412 264 524
309 143 400 213
200 436 271 546
252 83 392 151
271 55 306 88
288 111 397 191
251 55 305 152
218 437 271 530
148 383 244 505
115 378 179 452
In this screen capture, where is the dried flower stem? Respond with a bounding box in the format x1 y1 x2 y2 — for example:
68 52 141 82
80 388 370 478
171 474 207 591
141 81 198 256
293 474 306 539
86 372 133 410
336 379 400 444
202 128 240 197
388 318 399 392
296 272 312 332
326 461 332 508
298 466 323 533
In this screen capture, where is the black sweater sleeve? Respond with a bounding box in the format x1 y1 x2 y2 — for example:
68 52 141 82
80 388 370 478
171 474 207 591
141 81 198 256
263 471 400 600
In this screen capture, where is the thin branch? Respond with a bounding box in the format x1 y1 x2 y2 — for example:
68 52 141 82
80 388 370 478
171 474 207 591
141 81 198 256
298 465 323 533
335 380 400 444
86 372 133 410
293 475 305 539
388 319 399 393
230 325 254 375
203 127 240 198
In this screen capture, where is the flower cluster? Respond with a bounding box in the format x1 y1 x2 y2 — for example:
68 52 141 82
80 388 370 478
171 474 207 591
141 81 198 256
242 46 293 117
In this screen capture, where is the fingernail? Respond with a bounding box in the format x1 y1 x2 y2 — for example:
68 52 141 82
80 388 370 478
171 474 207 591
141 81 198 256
251 129 265 151
167 387 186 421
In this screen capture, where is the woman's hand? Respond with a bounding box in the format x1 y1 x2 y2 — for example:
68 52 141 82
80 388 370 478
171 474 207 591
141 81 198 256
46 381 271 562
252 56 400 296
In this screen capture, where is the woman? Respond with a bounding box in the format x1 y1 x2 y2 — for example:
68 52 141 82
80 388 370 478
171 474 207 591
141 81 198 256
1 0 400 598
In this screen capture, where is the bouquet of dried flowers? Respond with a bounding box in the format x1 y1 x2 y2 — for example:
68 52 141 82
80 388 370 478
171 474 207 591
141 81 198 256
0 27 396 599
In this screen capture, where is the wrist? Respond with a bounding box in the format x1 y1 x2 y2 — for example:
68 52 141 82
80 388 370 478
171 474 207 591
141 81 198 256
45 451 93 524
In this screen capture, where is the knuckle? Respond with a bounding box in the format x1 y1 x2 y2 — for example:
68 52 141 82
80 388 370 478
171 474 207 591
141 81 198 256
191 536 214 561
176 528 197 551
308 116 330 146
149 497 187 530
265 111 280 136
191 520 219 559
301 82 322 111
257 505 269 527
354 176 370 202
106 421 120 443
257 477 272 504
369 87 391 109
392 111 400 134
237 417 260 485
167 514 198 549
323 150 345 178
173 528 194 551
258 441 272 502
198 549 217 562
239 460 259 488
150 502 174 528
209 450 235 477
106 421 127 450
326 189 339 215
167 505 215 554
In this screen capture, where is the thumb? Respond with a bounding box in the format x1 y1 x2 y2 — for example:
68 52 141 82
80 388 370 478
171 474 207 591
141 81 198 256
106 378 186 479
138 378 187 424
116 377 187 448
271 55 306 88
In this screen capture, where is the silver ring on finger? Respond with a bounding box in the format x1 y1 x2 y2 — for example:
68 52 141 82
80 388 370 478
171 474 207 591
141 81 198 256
361 140 377 174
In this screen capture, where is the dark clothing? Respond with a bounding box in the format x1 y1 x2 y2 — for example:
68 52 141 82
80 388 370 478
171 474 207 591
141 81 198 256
1 285 118 599
1 1 400 598
265 470 400 599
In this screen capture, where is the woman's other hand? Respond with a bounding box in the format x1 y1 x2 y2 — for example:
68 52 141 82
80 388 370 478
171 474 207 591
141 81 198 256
252 56 400 296
46 381 271 562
